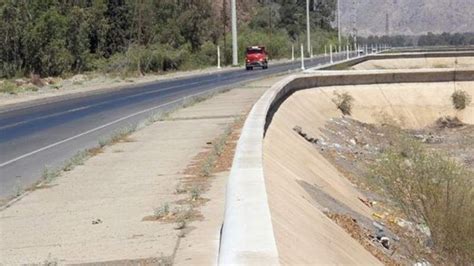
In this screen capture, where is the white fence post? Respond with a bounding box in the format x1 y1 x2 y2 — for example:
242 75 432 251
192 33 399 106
217 45 221 69
292 45 295 61
330 44 333 63
301 44 305 70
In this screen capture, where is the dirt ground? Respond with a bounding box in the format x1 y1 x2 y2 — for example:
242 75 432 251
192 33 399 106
313 115 474 264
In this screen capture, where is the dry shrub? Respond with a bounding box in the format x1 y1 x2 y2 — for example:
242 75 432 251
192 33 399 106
372 134 474 264
451 90 472 110
332 91 354 115
29 73 45 87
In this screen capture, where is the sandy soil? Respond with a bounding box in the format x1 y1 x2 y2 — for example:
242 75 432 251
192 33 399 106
263 81 473 264
0 76 282 264
352 56 474 70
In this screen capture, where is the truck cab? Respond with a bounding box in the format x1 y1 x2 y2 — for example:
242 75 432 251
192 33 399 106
245 46 268 70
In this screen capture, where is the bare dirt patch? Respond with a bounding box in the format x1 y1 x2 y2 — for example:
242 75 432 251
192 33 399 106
326 213 399 266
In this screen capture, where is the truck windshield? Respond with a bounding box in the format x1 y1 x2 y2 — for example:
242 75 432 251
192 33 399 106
247 49 263 54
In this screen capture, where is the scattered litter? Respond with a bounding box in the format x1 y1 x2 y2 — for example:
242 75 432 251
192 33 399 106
358 196 372 208
293 126 319 144
373 221 384 231
414 260 432 266
436 116 464 128
372 212 385 219
380 236 390 249
417 224 431 237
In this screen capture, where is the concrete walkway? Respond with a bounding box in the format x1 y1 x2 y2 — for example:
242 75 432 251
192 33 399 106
0 76 282 264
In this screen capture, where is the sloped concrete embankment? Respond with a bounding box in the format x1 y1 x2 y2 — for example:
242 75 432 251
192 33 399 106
320 51 474 70
352 56 474 70
219 69 474 265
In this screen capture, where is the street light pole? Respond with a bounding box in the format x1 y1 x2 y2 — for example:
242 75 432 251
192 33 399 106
306 0 311 55
231 0 238 66
337 0 341 47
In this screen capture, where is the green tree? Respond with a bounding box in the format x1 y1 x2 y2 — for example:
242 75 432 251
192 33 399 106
103 0 132 57
24 8 72 76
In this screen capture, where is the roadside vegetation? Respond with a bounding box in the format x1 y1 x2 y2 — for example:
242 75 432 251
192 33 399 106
332 91 354 116
313 113 474 264
451 90 472 110
371 132 474 264
0 0 340 85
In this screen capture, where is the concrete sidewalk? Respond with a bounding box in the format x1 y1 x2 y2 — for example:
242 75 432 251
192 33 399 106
0 76 282 264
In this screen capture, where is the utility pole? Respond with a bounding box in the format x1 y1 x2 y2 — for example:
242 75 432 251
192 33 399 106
222 0 227 65
351 0 357 46
337 0 341 47
231 0 238 66
306 0 311 55
136 0 144 76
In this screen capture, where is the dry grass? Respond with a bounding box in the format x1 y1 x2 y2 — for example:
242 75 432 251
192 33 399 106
0 81 19 94
332 91 355 116
371 133 474 264
451 90 472 110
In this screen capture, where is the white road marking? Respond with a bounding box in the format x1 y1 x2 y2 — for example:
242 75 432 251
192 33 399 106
0 89 213 168
0 79 209 131
0 58 328 168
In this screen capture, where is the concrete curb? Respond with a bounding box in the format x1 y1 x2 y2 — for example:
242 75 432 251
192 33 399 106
219 68 474 264
219 75 294 265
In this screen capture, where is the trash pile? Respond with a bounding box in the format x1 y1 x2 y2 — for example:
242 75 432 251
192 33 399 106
294 116 474 265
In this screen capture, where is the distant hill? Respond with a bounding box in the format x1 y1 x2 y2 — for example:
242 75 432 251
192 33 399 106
340 0 474 36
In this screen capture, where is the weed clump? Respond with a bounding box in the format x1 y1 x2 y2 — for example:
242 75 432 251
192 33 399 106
451 90 471 110
98 126 136 148
332 91 354 116
42 167 60 182
0 81 18 94
190 186 202 201
371 134 474 264
154 203 170 219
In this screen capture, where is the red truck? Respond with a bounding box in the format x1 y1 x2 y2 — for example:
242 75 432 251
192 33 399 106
245 46 268 70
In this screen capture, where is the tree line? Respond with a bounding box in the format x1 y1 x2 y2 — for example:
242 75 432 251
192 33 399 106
358 32 474 48
0 0 339 79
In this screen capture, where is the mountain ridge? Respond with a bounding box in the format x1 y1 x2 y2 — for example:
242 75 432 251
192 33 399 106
340 0 474 36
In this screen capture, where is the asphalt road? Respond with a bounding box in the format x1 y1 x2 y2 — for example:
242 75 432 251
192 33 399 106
0 52 353 199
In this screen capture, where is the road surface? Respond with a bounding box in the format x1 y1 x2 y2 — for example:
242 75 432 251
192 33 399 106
0 52 353 199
